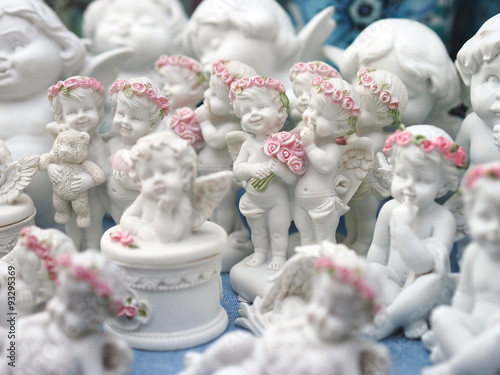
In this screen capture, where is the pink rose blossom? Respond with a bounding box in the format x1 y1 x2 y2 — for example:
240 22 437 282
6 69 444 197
332 89 343 102
311 76 323 86
379 90 391 103
175 107 195 121
131 83 147 94
253 76 266 87
342 97 355 110
314 257 335 269
321 81 335 94
63 78 79 88
287 156 306 175
394 131 411 146
360 74 374 86
117 305 138 318
277 148 292 163
57 253 72 267
370 84 381 94
388 99 400 110
350 106 361 117
263 140 281 156
420 139 436 152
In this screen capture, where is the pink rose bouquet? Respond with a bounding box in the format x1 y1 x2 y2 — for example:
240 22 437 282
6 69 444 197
167 107 204 149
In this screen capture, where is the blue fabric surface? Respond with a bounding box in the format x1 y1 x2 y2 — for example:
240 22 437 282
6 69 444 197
127 273 431 375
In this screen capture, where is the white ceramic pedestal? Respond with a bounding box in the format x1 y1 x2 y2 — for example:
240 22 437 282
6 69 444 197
101 221 229 351
0 194 36 259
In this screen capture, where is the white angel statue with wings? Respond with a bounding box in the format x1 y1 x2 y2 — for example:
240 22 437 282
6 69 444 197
119 131 233 243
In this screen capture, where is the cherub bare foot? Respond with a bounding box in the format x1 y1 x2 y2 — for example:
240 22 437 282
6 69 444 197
361 313 397 340
268 256 286 271
246 253 267 267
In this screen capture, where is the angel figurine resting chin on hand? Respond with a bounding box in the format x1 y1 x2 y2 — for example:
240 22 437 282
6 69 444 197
119 131 233 244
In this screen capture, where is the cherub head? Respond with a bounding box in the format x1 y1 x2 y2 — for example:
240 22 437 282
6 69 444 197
83 0 187 73
355 68 408 129
48 76 105 134
333 19 460 126
289 61 341 119
128 132 197 202
204 59 257 117
155 54 208 111
230 76 289 136
383 125 465 205
109 77 169 142
0 0 87 100
48 249 126 335
456 14 500 128
305 241 381 342
303 76 361 139
462 161 500 256
184 0 297 75
13 226 77 314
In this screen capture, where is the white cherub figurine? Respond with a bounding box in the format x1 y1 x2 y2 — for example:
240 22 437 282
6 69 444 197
0 226 76 321
0 0 129 229
40 127 106 228
154 54 208 115
196 59 257 253
364 125 466 340
183 0 334 92
288 60 341 133
45 76 109 250
179 241 390 375
454 13 500 168
422 162 500 375
228 76 298 271
82 0 188 80
325 18 462 138
0 249 133 374
120 131 233 243
343 68 408 254
105 77 170 223
294 76 373 246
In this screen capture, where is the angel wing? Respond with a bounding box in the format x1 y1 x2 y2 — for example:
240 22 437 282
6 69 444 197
191 170 234 228
337 136 374 205
296 6 336 63
371 151 392 199
225 130 252 164
444 192 468 242
0 155 40 205
81 47 133 88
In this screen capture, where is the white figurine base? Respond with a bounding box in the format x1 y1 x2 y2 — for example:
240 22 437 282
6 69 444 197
0 194 36 258
101 221 229 351
229 232 300 302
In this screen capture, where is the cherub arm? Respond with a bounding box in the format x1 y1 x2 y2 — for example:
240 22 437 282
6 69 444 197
392 202 455 275
366 199 394 265
270 159 298 185
81 160 106 185
301 127 341 174
455 113 475 164
197 105 238 150
451 243 478 312
120 195 152 239
232 141 272 182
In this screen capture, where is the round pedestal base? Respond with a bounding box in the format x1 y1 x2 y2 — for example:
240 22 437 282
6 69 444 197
0 194 36 259
101 221 229 351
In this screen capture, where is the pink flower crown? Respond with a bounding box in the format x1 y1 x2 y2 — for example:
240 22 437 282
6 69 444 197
19 227 58 281
212 59 240 87
109 80 170 120
289 61 340 81
314 256 380 314
463 163 500 189
155 54 207 85
357 68 402 126
383 125 467 169
311 76 360 134
48 76 104 99
56 252 137 319
229 76 290 111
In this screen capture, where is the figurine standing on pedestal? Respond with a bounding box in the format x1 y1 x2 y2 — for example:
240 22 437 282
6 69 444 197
105 77 170 224
422 162 500 375
0 250 133 374
102 131 232 350
343 68 408 254
294 76 372 246
228 76 297 271
364 125 466 340
325 18 462 138
83 0 187 81
288 61 340 133
45 76 108 250
179 242 390 375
